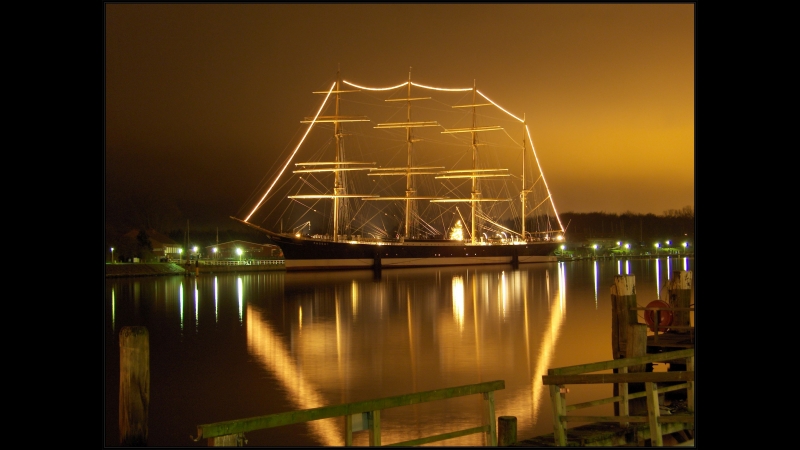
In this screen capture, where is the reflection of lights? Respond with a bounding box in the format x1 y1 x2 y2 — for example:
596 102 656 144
299 306 303 330
350 281 359 320
246 306 340 445
593 260 599 308
195 280 199 331
111 288 116 331
237 277 243 323
452 276 464 331
531 263 567 425
500 271 509 320
179 282 184 331
214 276 218 322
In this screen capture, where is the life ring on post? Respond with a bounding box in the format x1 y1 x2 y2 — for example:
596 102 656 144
644 300 673 332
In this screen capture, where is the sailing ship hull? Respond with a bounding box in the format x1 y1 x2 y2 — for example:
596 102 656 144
263 230 558 271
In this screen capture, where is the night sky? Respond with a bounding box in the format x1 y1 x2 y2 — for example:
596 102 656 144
105 4 694 230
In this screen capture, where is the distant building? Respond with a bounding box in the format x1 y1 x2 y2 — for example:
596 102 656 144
122 229 182 261
205 240 283 260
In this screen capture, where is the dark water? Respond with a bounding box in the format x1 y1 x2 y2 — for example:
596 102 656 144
105 256 694 446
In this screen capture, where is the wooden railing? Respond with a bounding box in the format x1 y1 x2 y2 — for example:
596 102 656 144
542 349 694 446
192 380 505 446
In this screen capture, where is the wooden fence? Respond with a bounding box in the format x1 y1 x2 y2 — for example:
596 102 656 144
542 348 694 446
192 380 505 446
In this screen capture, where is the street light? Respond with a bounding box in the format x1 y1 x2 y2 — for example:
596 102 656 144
110 247 114 264
624 243 630 256
236 248 243 262
654 243 660 256
192 246 198 262
213 247 218 261
592 244 597 259
179 248 183 264
682 242 688 254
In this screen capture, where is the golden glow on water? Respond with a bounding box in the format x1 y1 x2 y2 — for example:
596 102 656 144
246 306 341 446
500 271 509 321
107 262 691 446
530 264 566 426
452 276 465 332
351 281 359 318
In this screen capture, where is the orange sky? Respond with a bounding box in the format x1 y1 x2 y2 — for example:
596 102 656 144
105 4 694 225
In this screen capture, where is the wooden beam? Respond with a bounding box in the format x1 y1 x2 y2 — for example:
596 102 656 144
543 371 694 385
197 380 504 439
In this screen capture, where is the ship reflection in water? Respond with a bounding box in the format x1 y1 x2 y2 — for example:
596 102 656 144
105 257 693 446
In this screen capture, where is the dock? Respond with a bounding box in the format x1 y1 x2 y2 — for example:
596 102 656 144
513 271 694 447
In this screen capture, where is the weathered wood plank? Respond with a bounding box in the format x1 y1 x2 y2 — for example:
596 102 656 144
386 425 487 447
119 326 149 447
547 349 694 375
196 379 504 439
543 371 694 385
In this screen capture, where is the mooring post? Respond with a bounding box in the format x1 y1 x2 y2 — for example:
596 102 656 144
498 416 517 446
627 323 649 416
611 275 637 416
668 270 692 331
119 326 149 446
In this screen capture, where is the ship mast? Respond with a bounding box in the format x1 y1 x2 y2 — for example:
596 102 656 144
293 70 376 242
521 114 526 242
470 81 479 245
368 70 442 239
436 80 510 244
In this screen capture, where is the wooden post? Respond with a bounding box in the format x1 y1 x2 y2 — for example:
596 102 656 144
549 384 567 446
612 276 637 416
367 410 381 447
209 433 244 446
119 326 149 446
668 270 692 332
627 323 649 415
498 416 517 446
645 381 663 446
483 391 497 446
612 275 638 358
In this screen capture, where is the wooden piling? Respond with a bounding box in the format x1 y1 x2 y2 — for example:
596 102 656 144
668 270 692 331
627 324 649 415
119 326 149 446
498 416 517 446
611 275 638 359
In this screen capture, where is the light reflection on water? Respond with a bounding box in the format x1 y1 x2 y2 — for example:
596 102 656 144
105 257 693 446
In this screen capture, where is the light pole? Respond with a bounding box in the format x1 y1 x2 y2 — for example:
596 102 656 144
683 242 688 255
624 243 630 256
193 246 198 262
654 243 660 256
236 248 243 263
213 247 218 261
110 247 114 264
592 244 597 259
179 248 183 264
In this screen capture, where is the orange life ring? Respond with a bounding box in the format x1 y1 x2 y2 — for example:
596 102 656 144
644 300 673 332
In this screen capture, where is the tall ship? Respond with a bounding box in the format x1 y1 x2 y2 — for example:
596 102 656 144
233 70 565 271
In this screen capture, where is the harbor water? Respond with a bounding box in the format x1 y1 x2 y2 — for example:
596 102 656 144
104 256 694 446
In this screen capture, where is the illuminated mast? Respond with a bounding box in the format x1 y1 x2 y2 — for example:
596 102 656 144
293 70 376 242
521 114 527 241
369 70 441 239
437 81 509 244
